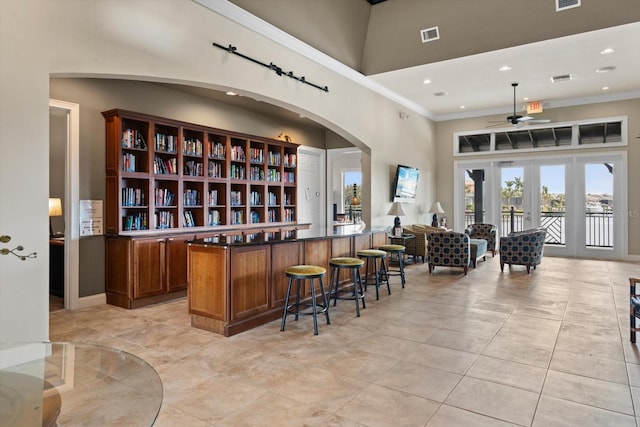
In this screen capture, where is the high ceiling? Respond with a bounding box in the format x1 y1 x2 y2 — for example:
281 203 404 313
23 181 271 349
201 1 640 123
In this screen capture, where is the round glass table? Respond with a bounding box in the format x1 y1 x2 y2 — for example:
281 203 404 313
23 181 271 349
0 342 163 426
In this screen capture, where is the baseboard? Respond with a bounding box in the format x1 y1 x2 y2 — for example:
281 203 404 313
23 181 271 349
76 293 106 309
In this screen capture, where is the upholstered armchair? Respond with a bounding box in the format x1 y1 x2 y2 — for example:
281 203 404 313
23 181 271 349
499 228 547 273
465 223 497 256
401 224 440 263
427 231 470 275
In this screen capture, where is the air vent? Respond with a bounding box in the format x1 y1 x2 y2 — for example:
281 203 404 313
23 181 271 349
556 0 580 11
551 74 573 83
420 26 440 43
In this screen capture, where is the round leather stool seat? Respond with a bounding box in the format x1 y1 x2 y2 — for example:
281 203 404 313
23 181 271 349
357 249 390 300
329 257 366 317
285 265 326 277
281 265 330 335
379 244 407 288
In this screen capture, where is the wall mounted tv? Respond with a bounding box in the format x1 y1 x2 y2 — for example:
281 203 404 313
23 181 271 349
392 164 420 203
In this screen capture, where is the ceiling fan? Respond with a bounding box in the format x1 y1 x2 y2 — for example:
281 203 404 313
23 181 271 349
489 83 551 127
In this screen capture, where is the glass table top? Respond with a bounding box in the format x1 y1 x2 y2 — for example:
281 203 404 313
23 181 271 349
0 342 163 426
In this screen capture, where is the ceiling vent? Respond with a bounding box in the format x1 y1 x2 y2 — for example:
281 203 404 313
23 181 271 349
551 74 573 83
420 26 440 43
556 0 580 11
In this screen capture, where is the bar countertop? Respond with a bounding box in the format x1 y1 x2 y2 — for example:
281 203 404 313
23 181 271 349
188 224 387 247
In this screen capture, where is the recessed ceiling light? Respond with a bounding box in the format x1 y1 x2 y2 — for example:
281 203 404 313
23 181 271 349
226 91 238 96
602 86 610 91
600 48 615 55
523 97 529 101
596 66 616 73
499 65 512 71
423 79 432 85
459 105 465 109
434 92 448 97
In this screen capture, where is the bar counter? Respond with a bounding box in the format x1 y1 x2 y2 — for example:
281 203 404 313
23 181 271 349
187 225 388 336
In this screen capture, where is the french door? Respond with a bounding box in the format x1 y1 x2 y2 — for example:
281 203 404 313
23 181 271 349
455 153 627 259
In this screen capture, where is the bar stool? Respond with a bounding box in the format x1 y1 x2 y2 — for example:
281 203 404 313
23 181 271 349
328 257 366 317
378 244 406 288
280 265 330 335
357 249 390 300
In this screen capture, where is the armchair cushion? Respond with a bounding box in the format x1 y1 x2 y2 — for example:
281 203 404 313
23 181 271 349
465 223 497 256
499 228 546 273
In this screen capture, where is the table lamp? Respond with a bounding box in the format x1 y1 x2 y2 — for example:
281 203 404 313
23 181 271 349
429 201 445 228
49 197 63 237
387 202 406 235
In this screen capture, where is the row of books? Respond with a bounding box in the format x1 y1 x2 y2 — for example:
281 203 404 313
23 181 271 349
122 187 146 206
183 211 196 227
230 164 245 179
267 151 281 166
208 190 219 206
123 212 148 231
154 156 177 175
267 170 281 182
250 191 262 206
155 211 174 229
122 153 138 172
184 161 204 177
230 209 244 225
230 145 245 162
267 209 279 223
155 133 178 153
184 189 201 206
122 129 147 149
230 190 243 206
183 138 203 156
284 208 295 222
283 172 295 183
249 147 264 164
155 188 175 206
250 210 261 224
283 193 294 205
267 191 279 206
208 210 221 226
249 166 265 181
284 153 297 167
209 142 225 159
208 161 223 178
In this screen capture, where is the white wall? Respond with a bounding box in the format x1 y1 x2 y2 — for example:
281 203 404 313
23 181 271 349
0 0 436 342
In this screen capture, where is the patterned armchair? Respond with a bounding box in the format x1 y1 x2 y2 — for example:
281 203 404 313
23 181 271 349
465 223 497 256
427 231 470 275
499 228 547 273
401 224 440 263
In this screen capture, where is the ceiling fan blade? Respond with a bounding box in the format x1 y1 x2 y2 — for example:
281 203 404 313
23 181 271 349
526 119 551 124
516 116 534 122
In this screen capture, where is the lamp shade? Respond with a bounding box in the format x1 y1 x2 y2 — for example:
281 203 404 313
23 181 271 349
49 198 63 217
429 201 445 214
387 202 406 217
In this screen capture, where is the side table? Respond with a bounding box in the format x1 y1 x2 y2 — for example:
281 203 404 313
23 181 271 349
389 233 415 263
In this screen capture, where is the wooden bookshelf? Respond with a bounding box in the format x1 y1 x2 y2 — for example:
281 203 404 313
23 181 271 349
103 109 298 234
102 109 299 308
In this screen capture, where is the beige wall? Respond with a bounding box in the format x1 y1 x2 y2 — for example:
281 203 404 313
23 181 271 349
434 98 640 255
0 0 436 342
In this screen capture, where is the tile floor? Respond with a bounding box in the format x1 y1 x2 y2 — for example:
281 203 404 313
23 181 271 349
49 255 640 426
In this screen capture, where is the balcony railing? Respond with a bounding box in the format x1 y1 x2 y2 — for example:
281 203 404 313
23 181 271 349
464 211 613 248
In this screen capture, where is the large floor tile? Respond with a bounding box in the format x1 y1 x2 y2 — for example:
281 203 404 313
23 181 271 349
532 395 636 427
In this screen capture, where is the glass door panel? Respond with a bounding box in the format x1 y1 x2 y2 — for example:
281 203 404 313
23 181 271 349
585 163 614 248
540 165 566 245
500 167 525 235
464 169 487 228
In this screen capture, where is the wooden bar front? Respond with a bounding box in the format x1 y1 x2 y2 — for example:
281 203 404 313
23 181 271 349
188 227 387 336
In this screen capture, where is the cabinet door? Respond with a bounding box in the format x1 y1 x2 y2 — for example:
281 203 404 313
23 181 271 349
166 237 188 292
133 238 165 299
270 241 303 308
229 245 270 321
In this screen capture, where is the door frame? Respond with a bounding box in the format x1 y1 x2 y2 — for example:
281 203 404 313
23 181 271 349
49 99 80 310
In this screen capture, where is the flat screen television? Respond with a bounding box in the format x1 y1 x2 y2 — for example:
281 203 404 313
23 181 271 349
392 164 419 203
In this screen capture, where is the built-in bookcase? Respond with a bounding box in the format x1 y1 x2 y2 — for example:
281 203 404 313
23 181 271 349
103 109 298 234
